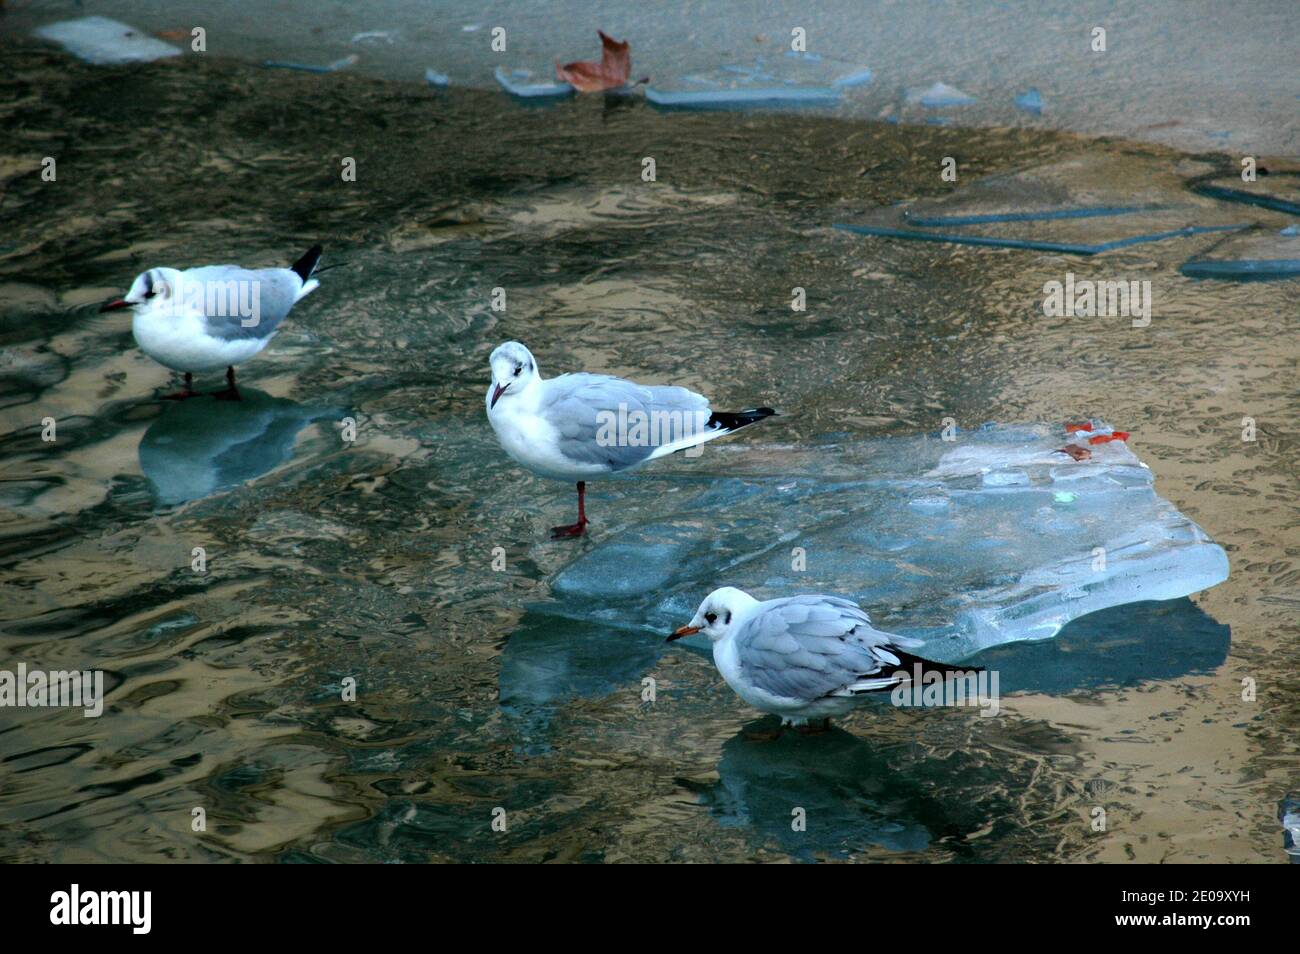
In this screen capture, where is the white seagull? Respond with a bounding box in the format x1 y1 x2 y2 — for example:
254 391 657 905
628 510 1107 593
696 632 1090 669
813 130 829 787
485 341 775 538
668 587 970 729
100 245 323 400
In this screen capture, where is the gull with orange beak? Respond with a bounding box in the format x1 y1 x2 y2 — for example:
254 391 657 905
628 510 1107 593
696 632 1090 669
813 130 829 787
669 587 972 729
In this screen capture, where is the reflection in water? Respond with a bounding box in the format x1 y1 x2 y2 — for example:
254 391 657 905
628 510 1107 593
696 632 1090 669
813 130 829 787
973 598 1230 695
498 611 661 749
698 727 934 859
139 390 341 505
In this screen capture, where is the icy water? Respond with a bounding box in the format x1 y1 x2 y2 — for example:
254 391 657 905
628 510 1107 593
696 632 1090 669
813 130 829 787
1 43 1297 863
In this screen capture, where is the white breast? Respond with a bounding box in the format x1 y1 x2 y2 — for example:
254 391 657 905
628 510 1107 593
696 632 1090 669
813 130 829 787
132 309 269 373
488 402 609 481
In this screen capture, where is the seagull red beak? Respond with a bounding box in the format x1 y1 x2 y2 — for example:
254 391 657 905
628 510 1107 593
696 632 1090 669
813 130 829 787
666 624 701 643
490 382 509 409
99 298 131 313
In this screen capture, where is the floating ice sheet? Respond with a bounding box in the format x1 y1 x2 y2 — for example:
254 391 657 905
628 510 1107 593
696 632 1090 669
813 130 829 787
835 222 1243 255
543 423 1229 662
34 16 182 65
1180 259 1300 280
264 54 359 74
494 67 574 99
1014 88 1044 114
645 86 841 110
907 81 976 107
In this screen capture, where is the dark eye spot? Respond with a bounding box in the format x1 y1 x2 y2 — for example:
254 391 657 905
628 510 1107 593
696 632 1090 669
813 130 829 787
513 365 522 376
142 290 156 299
725 611 732 625
705 612 717 625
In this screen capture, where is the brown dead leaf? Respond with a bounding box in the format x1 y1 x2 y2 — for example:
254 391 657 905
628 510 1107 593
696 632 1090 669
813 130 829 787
1056 445 1091 461
556 30 631 92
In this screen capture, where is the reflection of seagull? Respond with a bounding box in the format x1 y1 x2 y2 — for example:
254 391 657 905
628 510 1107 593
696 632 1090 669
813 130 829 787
485 341 774 539
99 245 323 400
669 587 970 729
139 388 337 504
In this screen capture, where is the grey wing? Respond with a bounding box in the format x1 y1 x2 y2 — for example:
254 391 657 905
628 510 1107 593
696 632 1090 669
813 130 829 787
186 266 302 341
542 374 711 470
736 596 921 701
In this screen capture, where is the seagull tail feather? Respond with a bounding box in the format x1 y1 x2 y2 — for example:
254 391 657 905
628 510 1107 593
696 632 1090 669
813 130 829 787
706 406 777 433
290 244 324 283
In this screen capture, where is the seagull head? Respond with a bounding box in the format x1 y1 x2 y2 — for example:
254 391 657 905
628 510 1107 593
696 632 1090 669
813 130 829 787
99 267 182 314
487 341 539 410
668 586 760 642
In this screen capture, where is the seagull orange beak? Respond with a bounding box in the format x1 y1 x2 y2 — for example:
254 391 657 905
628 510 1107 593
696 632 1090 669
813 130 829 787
666 624 700 642
99 298 131 313
490 382 509 409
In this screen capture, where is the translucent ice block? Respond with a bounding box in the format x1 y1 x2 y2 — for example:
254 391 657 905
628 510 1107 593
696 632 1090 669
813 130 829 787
547 423 1229 662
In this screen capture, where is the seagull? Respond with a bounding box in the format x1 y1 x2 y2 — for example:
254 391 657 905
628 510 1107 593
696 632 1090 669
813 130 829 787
668 587 973 730
485 341 775 538
99 245 323 401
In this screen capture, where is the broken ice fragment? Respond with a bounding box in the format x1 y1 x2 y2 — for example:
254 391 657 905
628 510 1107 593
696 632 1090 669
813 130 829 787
833 68 874 89
904 205 1156 227
1280 796 1300 860
495 67 574 99
835 222 1244 255
1179 259 1300 281
545 423 1229 663
1014 88 1043 114
264 55 359 73
1193 183 1300 216
644 86 842 110
35 16 182 65
907 82 976 108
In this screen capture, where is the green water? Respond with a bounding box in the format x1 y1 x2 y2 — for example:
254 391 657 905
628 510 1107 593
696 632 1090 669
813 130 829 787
0 44 1296 862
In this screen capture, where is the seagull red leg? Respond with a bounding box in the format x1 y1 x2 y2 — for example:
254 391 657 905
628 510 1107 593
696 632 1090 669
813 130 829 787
161 372 200 401
550 480 589 539
211 365 242 402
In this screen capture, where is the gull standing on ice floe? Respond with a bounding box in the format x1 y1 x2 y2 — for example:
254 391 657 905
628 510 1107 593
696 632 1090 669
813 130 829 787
100 245 323 401
485 341 775 538
668 587 975 729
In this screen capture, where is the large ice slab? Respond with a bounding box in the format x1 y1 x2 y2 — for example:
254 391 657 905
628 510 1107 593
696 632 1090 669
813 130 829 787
546 423 1229 662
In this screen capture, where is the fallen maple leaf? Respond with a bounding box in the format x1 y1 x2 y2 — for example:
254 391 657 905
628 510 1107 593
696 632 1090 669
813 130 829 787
1088 431 1130 445
1056 445 1091 461
1064 422 1093 434
556 30 631 92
